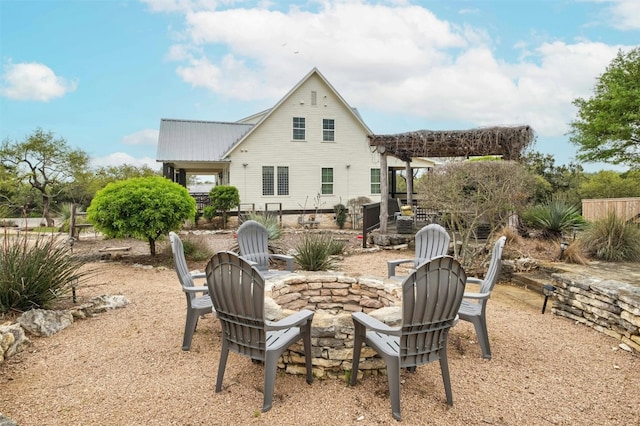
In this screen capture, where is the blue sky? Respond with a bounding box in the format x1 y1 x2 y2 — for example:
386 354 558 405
1 0 638 173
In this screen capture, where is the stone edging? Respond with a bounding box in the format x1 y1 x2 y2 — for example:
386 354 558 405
551 272 640 353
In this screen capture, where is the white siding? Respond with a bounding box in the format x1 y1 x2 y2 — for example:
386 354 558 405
228 73 381 211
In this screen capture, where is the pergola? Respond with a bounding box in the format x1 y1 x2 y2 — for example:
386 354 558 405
369 125 535 233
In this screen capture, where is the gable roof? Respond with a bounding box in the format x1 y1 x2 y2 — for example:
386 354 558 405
225 67 373 157
156 119 253 162
156 68 371 166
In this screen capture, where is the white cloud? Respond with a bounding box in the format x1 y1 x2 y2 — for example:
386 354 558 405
90 153 158 169
0 62 77 101
122 129 159 146
158 1 633 139
606 0 640 30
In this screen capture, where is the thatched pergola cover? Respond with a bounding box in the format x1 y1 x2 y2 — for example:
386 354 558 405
368 125 534 161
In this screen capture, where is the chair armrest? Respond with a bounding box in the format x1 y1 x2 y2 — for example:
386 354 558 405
465 277 483 285
463 291 491 300
190 271 206 279
265 309 314 330
387 258 415 278
270 254 295 272
239 256 259 268
352 312 401 336
183 286 209 294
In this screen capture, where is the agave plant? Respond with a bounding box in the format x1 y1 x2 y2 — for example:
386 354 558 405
246 212 282 240
522 198 586 239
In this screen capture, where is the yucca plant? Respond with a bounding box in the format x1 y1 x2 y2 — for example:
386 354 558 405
522 198 586 239
1 233 87 313
293 233 337 271
580 212 640 262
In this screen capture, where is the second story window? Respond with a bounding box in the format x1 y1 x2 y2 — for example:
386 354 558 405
293 117 305 140
323 119 335 142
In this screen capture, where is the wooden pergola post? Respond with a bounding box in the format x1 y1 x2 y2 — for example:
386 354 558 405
405 161 413 207
379 150 388 234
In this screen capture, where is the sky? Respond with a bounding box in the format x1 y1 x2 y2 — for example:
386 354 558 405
1 0 638 173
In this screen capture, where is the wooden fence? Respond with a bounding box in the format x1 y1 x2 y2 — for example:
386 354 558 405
581 197 640 223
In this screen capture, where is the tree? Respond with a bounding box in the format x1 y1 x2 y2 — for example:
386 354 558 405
205 185 240 229
0 129 90 226
521 151 585 205
415 160 536 266
569 48 640 169
66 164 160 208
578 170 640 199
87 176 196 256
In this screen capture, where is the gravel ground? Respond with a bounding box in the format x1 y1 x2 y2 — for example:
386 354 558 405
1 232 639 425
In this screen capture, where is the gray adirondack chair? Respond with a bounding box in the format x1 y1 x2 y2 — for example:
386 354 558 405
387 223 450 278
205 251 314 412
351 256 467 421
237 220 294 278
169 232 214 351
458 236 506 359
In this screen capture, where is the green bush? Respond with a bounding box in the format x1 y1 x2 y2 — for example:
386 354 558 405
522 198 586 239
334 203 348 229
208 185 240 228
293 233 338 271
87 176 196 256
1 234 85 313
580 212 640 262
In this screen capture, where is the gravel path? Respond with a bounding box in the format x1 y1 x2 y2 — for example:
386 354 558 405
1 233 639 425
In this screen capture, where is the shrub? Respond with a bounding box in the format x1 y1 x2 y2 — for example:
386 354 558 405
1 233 86 313
208 185 240 229
333 204 348 229
87 176 196 256
293 233 337 271
246 212 282 240
174 236 212 262
580 212 640 262
522 198 586 239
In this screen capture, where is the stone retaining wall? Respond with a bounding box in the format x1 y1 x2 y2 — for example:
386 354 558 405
551 272 640 353
266 272 402 379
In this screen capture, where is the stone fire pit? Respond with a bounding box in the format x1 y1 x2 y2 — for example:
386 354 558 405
265 272 402 378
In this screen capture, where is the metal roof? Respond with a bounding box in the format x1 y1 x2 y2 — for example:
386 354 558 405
156 119 253 162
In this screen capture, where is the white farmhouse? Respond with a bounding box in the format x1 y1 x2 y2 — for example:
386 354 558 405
156 67 434 213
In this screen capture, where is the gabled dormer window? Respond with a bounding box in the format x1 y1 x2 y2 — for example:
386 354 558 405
323 119 335 142
293 117 305 140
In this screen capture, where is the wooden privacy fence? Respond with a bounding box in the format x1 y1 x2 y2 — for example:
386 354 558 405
581 197 640 223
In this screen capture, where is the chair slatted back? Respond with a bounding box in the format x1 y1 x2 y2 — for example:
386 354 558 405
170 232 196 296
237 220 270 272
206 251 267 360
400 256 466 367
414 224 450 264
480 236 506 295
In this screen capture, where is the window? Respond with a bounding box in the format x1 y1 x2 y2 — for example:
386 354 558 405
321 168 333 195
263 166 288 196
277 166 289 196
262 166 274 195
311 91 317 106
293 117 305 140
322 119 335 142
371 168 381 194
